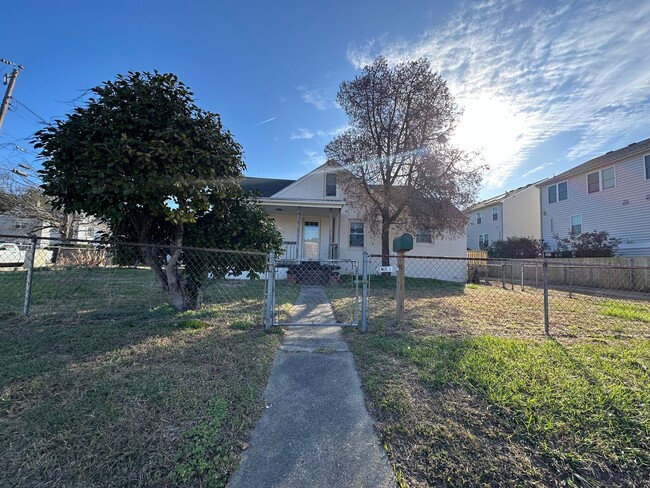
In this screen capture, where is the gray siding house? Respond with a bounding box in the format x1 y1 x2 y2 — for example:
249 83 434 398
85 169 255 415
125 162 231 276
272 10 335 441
465 181 544 250
538 137 650 256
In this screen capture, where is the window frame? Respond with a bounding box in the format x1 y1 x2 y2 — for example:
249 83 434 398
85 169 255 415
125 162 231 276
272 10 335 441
478 233 489 249
547 181 568 203
415 228 433 244
476 211 482 225
587 166 616 194
325 173 337 197
492 206 499 221
570 214 582 235
349 221 364 247
644 155 650 180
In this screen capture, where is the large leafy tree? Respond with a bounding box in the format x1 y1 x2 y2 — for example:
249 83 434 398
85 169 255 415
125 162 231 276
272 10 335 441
325 57 485 263
35 71 281 310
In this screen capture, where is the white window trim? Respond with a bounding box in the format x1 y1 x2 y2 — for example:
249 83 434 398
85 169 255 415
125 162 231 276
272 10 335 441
570 214 582 235
478 233 489 248
349 221 364 248
476 211 482 225
587 166 616 194
644 154 650 179
324 173 338 198
492 206 498 221
547 181 568 203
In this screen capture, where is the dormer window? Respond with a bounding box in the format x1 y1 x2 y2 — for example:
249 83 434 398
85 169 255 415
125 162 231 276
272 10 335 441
325 173 337 197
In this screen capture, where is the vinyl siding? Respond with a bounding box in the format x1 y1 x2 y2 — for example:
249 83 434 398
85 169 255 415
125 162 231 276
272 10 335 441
541 152 650 255
466 203 503 250
502 185 541 239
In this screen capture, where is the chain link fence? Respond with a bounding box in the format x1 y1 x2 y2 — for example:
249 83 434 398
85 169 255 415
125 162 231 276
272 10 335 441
0 234 271 326
369 254 650 339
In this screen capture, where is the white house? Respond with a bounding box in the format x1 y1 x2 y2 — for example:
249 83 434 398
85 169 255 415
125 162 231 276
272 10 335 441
241 163 468 280
0 212 107 245
465 180 544 250
538 137 650 256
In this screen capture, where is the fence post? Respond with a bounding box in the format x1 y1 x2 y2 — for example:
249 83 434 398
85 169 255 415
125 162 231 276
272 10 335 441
263 251 276 330
23 235 38 317
521 264 525 291
396 251 405 324
361 252 369 333
501 263 506 289
542 259 549 335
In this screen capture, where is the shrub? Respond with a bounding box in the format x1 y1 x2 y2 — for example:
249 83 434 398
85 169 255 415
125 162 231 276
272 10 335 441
488 237 547 259
553 231 621 257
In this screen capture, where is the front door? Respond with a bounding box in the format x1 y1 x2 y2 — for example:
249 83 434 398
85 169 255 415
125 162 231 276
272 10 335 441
302 221 320 260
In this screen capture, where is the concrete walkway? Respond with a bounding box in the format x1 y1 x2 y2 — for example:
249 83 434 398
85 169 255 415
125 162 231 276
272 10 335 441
228 288 394 488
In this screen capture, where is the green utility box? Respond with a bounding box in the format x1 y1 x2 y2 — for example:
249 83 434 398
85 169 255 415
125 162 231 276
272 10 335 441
392 233 414 252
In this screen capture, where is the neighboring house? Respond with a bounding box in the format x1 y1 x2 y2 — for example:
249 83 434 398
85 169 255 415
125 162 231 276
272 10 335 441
241 162 467 279
538 137 650 256
0 212 107 245
465 180 544 250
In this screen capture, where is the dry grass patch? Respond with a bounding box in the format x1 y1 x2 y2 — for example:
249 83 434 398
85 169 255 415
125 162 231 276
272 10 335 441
0 270 286 487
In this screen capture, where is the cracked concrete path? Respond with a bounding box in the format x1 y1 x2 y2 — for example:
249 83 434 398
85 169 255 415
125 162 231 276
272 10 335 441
228 288 394 488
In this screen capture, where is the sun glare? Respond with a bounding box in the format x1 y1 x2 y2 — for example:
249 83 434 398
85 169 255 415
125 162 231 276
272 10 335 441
451 93 534 188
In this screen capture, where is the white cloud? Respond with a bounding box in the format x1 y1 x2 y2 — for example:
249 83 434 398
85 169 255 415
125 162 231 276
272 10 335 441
521 162 553 179
290 128 326 140
301 149 326 168
298 86 334 111
346 0 650 190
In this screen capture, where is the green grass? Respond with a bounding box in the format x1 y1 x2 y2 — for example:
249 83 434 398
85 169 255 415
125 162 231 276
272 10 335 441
603 301 650 323
0 268 290 487
347 328 650 486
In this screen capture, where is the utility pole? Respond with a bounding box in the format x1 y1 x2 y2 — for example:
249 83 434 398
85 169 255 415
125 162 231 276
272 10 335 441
0 60 23 131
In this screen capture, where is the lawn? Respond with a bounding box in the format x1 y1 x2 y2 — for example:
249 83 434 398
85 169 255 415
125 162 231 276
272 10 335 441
0 268 286 487
332 277 650 486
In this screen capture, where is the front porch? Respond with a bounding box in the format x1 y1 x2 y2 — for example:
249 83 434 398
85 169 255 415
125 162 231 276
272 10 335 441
260 199 344 261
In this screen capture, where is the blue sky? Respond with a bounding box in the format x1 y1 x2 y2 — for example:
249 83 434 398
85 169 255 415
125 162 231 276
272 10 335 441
1 0 649 200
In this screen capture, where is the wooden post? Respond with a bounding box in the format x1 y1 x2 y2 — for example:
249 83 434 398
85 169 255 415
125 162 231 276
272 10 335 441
396 251 405 324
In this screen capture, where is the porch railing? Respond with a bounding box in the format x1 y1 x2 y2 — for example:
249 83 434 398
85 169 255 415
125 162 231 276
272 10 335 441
281 241 298 259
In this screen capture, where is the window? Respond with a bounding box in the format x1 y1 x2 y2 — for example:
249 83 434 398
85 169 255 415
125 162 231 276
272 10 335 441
416 228 432 244
570 215 582 235
478 234 489 249
492 206 498 221
476 211 482 225
601 167 615 189
588 167 615 193
325 173 337 197
547 182 567 203
349 222 364 247
645 155 650 179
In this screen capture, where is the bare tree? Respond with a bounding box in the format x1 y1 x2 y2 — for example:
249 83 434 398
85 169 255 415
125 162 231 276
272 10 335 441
325 57 485 263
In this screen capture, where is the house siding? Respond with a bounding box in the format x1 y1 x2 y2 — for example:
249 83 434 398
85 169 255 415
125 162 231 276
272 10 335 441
540 152 650 255
466 203 503 250
502 185 541 239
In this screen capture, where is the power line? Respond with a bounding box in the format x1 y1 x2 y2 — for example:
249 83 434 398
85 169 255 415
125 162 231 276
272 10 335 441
12 98 48 124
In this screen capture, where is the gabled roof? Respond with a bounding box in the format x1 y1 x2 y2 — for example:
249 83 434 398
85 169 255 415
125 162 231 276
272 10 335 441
464 179 545 213
538 137 650 187
272 161 340 198
240 177 295 197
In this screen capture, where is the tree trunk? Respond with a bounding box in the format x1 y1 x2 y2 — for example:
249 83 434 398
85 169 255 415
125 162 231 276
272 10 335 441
381 221 390 266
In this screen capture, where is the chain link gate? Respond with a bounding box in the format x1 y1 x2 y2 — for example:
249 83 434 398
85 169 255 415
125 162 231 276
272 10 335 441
263 252 369 331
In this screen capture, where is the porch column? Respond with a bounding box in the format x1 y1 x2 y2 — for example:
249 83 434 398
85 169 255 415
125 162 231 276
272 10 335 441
337 209 342 257
296 206 302 260
328 208 333 259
